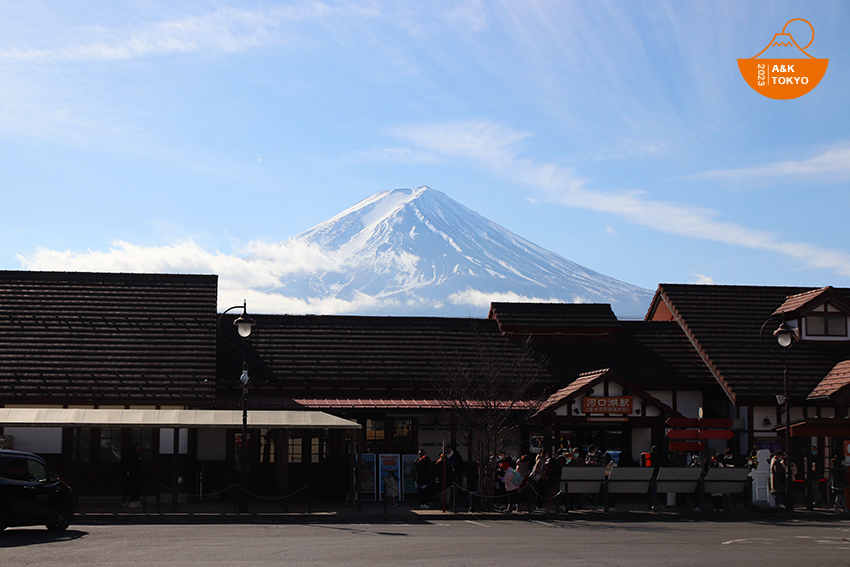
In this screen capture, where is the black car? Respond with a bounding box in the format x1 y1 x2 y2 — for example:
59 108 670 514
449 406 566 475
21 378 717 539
0 449 73 531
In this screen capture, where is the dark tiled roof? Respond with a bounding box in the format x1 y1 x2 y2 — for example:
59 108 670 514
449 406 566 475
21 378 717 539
525 320 716 391
0 271 217 405
217 314 554 404
652 284 850 405
489 302 620 338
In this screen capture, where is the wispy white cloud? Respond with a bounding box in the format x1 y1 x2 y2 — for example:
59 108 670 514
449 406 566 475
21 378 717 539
691 273 715 285
377 119 850 277
13 238 463 315
0 4 373 62
388 120 533 166
695 143 850 186
16 239 343 311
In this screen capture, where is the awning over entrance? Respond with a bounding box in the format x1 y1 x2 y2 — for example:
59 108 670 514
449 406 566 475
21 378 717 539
776 417 850 438
0 408 360 430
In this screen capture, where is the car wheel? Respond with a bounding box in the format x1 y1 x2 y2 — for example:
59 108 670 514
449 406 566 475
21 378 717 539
45 504 72 531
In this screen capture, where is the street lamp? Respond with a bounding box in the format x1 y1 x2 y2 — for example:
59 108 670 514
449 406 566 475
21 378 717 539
218 300 256 512
760 316 797 511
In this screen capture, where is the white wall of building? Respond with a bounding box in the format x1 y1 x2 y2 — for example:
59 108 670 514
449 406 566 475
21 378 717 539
3 427 63 454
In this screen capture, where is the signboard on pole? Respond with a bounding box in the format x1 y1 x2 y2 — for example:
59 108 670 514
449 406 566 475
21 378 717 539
666 417 733 429
401 453 418 498
670 441 706 452
358 453 376 497
667 429 735 440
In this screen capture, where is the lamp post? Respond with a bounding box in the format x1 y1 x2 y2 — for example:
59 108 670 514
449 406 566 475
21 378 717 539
218 301 256 513
760 317 796 512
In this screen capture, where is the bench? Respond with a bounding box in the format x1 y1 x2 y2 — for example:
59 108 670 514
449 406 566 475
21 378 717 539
604 468 654 510
703 468 751 494
560 467 604 494
606 467 654 494
652 467 703 509
655 467 703 494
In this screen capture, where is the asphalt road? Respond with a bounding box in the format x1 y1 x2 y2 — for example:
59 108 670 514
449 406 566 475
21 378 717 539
1 518 848 566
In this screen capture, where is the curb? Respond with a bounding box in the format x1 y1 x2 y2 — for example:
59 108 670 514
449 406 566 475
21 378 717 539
71 504 849 526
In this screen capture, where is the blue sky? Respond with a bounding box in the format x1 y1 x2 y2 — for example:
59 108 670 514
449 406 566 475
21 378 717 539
2 1 849 312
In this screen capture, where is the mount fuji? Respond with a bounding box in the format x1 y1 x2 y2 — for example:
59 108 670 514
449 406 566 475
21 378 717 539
247 187 652 317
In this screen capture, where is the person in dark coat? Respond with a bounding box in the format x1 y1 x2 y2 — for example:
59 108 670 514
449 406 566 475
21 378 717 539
412 450 433 509
829 455 847 514
122 442 143 508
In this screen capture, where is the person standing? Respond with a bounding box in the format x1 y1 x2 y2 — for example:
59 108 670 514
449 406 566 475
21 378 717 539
709 452 726 512
829 455 847 514
122 442 143 508
435 445 464 509
412 450 433 509
546 449 567 512
530 450 549 510
770 450 787 509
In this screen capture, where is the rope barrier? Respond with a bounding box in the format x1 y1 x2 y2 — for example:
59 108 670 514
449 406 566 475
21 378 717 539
157 482 311 503
158 483 235 499
235 483 310 501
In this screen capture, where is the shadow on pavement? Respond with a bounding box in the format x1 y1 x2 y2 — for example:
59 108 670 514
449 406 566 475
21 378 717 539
0 528 88 547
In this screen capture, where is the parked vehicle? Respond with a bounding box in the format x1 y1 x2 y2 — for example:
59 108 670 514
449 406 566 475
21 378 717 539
0 449 73 531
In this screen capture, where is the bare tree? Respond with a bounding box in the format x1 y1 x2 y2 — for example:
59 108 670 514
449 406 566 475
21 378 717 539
434 319 551 510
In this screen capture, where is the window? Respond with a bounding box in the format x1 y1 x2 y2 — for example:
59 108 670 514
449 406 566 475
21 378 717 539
806 304 848 337
0 457 47 482
311 436 328 464
99 428 122 463
72 428 92 463
392 419 415 454
26 459 49 483
260 429 277 464
365 419 385 454
131 429 153 463
288 437 302 464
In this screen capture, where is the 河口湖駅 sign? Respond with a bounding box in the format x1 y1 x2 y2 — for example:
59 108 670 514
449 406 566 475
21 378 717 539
583 396 633 414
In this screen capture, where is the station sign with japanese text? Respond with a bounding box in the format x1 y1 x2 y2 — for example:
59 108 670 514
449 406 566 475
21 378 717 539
583 396 633 414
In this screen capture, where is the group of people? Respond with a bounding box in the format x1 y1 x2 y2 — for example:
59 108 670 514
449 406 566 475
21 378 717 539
743 446 847 514
410 443 849 514
492 448 564 513
411 446 465 509
492 444 622 513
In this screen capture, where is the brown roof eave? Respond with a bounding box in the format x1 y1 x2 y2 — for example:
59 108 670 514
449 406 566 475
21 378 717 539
654 286 738 406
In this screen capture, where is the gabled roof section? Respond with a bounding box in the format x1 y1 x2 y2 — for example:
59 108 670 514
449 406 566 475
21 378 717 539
523 319 715 391
0 271 217 405
772 286 850 317
532 368 680 420
649 284 850 405
488 302 620 342
808 360 850 405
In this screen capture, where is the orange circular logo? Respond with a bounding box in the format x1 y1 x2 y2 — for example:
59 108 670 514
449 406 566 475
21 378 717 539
738 19 828 100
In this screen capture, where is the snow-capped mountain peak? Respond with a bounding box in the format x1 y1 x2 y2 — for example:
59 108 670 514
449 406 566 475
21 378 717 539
251 187 652 317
